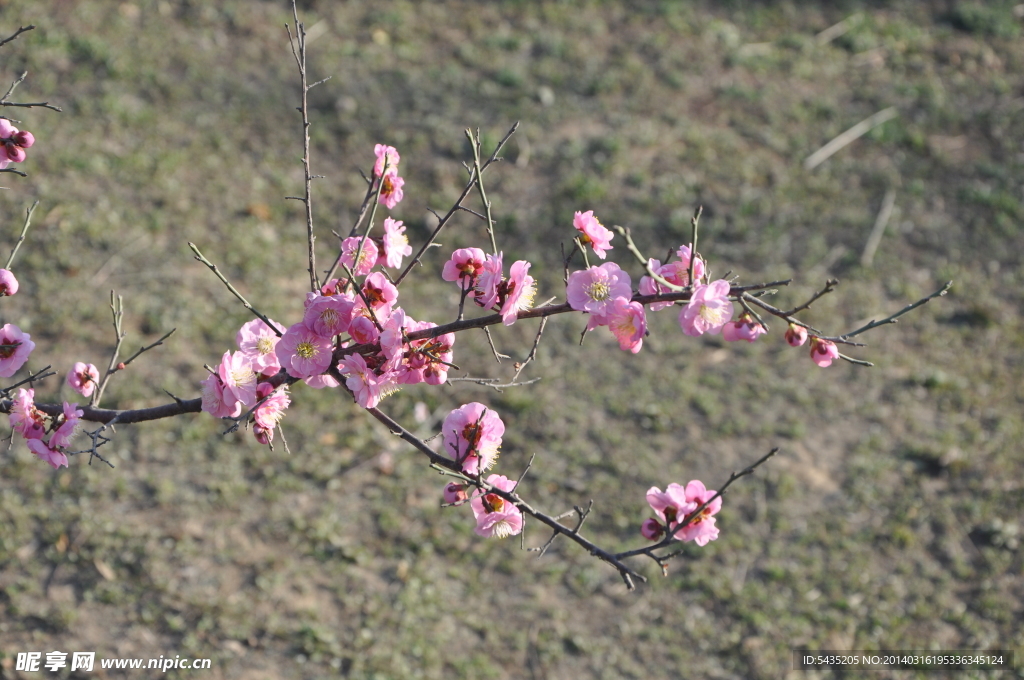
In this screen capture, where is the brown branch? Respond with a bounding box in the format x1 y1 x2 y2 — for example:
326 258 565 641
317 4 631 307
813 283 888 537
5 200 37 269
842 281 952 338
0 25 35 50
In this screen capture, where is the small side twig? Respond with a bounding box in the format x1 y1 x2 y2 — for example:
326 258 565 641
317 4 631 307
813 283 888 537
188 242 282 337
5 200 38 269
842 281 952 338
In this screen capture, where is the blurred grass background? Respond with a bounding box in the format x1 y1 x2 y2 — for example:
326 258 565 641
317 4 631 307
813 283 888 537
0 0 1022 678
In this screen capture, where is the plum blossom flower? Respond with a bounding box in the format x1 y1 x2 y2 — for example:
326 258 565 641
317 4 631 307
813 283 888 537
473 252 504 309
607 297 646 353
357 272 399 317
303 294 354 339
236 318 286 375
785 323 808 347
372 144 400 178
339 352 388 408
218 351 257 407
722 313 767 343
378 169 404 209
254 382 290 432
339 237 379 277
9 388 46 440
498 260 536 326
678 280 733 337
27 438 67 470
0 269 18 296
51 402 83 449
348 313 381 345
442 247 487 291
470 475 523 538
278 324 334 380
639 249 704 311
0 323 35 378
67 362 100 398
573 210 614 259
809 336 839 367
442 402 504 475
645 480 721 546
566 262 632 319
378 218 412 269
201 370 242 419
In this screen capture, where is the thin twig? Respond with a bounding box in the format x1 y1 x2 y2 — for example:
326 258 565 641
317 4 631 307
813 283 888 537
91 292 126 407
0 365 54 398
0 25 35 50
512 317 548 382
467 128 499 254
842 281 952 338
394 122 519 287
5 200 38 269
613 225 684 292
781 279 839 317
188 242 282 337
687 206 702 289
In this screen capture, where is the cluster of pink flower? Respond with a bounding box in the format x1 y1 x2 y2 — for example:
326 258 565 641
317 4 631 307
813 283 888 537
0 119 35 168
373 144 405 210
641 480 722 546
8 389 82 469
441 248 537 326
440 403 524 538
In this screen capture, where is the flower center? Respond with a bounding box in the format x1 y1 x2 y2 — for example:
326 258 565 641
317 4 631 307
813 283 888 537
483 493 505 514
699 304 724 326
364 285 385 305
491 519 515 538
382 175 395 193
296 341 317 359
586 281 610 301
319 309 340 329
256 337 274 355
230 365 255 385
0 340 20 359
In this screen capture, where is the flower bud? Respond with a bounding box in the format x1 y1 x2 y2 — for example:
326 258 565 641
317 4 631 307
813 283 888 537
4 142 25 163
13 130 34 148
785 323 808 347
640 517 664 541
809 336 839 368
253 424 273 445
443 482 468 505
0 269 19 296
116 362 126 371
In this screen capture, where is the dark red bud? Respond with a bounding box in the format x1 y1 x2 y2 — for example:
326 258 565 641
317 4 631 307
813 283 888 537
13 130 34 148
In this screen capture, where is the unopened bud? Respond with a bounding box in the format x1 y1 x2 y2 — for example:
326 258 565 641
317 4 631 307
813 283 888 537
4 142 25 163
443 482 468 504
116 362 126 371
640 518 664 541
13 130 34 148
785 323 808 347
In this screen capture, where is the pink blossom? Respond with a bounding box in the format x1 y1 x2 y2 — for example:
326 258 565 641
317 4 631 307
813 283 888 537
372 144 401 178
639 253 704 311
320 278 345 296
378 169 405 209
0 269 18 296
51 402 83 449
809 336 840 367
67 362 100 398
722 313 766 343
473 252 504 309
358 272 399 316
27 438 68 470
9 388 46 440
217 351 257 408
566 262 632 318
400 320 454 385
200 370 242 419
304 374 340 389
378 217 411 269
379 308 409 361
348 313 381 345
0 323 35 378
678 280 733 337
607 297 646 353
640 518 664 541
339 352 387 408
573 210 614 259
646 480 722 546
443 482 468 505
236 318 286 375
785 323 808 347
442 402 504 474
442 247 487 291
253 424 273 445
498 260 536 326
674 480 721 546
470 475 523 538
339 237 379 277
303 294 354 339
278 324 334 379
254 383 290 431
